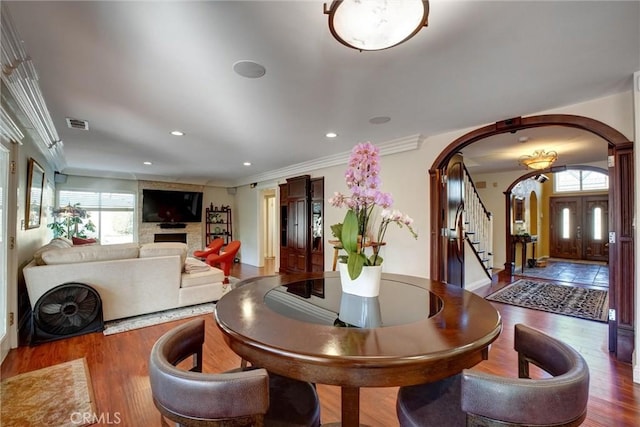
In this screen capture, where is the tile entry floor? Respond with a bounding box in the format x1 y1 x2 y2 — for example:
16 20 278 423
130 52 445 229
515 259 609 287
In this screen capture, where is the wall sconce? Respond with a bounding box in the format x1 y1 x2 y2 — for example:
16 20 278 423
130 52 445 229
324 0 429 51
518 149 558 170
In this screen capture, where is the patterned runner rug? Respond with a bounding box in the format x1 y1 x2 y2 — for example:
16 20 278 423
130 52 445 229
486 279 608 322
1 358 96 427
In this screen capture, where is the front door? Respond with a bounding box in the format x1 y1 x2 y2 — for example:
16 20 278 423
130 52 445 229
584 196 609 262
550 196 608 261
550 197 581 259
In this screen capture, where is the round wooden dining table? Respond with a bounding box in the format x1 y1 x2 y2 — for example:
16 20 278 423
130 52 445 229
214 272 502 427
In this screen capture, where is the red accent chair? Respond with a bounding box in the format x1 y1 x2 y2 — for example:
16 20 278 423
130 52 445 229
193 238 224 260
206 240 241 278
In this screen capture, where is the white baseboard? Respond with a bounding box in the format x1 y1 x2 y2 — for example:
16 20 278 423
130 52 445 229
466 277 492 292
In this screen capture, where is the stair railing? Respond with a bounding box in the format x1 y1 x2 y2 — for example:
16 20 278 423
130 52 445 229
462 164 493 279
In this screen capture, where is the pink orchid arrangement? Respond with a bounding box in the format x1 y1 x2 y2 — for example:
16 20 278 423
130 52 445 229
329 142 417 280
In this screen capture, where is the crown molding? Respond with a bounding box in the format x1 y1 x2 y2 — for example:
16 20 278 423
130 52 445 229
231 134 423 188
0 104 24 144
1 4 65 170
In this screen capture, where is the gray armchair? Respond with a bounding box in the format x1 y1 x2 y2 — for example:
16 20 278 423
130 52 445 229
396 323 590 426
149 318 321 426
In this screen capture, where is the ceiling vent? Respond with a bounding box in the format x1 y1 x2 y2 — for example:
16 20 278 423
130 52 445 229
66 117 89 130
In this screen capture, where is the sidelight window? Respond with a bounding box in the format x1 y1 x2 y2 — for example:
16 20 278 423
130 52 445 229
562 208 570 239
593 207 602 240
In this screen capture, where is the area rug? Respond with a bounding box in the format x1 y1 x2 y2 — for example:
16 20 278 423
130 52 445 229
486 279 608 322
1 358 96 427
103 302 216 335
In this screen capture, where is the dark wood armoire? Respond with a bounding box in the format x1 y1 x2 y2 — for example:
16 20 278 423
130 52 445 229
279 175 324 274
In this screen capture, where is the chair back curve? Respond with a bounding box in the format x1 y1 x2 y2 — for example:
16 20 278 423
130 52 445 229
461 323 590 426
149 318 270 425
149 318 321 427
193 238 225 259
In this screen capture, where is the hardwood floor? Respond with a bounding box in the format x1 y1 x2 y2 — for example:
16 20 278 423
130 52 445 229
2 265 638 426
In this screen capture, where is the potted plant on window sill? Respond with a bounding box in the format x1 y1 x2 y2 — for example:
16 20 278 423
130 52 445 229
48 203 96 239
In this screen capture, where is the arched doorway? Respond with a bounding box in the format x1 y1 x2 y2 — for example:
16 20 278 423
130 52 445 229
505 165 609 266
429 114 634 363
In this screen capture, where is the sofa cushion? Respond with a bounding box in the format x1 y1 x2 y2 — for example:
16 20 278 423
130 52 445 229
40 243 140 265
181 266 225 288
33 238 74 265
140 243 187 265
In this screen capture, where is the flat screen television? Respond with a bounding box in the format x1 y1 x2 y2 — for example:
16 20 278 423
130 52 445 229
142 189 203 223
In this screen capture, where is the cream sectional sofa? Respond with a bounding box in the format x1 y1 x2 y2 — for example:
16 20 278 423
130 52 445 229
23 238 225 321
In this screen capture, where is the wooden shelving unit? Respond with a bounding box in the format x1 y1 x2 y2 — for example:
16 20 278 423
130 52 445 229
205 205 232 245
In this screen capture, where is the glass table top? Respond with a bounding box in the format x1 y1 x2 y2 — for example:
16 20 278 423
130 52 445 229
261 275 442 328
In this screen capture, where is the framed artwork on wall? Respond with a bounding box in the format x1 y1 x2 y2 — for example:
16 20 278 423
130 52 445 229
25 157 44 229
513 197 524 223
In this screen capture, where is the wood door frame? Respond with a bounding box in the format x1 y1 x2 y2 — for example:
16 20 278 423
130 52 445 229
429 114 634 362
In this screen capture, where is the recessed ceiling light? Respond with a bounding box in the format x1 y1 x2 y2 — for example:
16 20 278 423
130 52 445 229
243 162 252 166
518 136 529 143
170 130 184 136
369 116 391 124
233 60 266 79
326 132 338 138
143 161 152 165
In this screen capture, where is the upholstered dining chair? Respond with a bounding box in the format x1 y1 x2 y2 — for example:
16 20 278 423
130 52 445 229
149 318 321 427
205 240 241 278
193 238 224 260
396 323 590 427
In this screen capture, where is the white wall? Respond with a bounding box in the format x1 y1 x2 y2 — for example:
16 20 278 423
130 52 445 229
235 92 635 282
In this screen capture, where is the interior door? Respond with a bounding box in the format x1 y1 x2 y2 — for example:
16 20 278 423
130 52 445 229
550 197 582 259
445 154 465 287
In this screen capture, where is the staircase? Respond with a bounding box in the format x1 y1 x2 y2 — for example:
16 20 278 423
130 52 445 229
463 164 493 280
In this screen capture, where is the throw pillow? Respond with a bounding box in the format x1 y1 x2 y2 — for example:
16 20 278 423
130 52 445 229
72 236 98 246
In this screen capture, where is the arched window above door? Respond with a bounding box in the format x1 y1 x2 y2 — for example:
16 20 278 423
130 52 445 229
554 169 608 192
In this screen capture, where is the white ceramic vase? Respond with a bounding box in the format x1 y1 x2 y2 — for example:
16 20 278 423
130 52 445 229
338 263 382 297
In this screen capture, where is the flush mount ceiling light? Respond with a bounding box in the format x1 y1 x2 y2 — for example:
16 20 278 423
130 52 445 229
325 132 338 138
170 130 184 136
324 0 429 51
518 149 558 170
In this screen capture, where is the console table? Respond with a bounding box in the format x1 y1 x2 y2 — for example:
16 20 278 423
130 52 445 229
512 234 538 273
215 272 502 427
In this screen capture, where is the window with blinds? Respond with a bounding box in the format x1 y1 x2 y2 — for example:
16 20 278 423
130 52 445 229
57 190 135 244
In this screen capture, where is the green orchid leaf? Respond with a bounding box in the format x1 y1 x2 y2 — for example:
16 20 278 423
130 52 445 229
368 254 383 266
342 210 359 254
347 252 366 280
330 223 343 240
